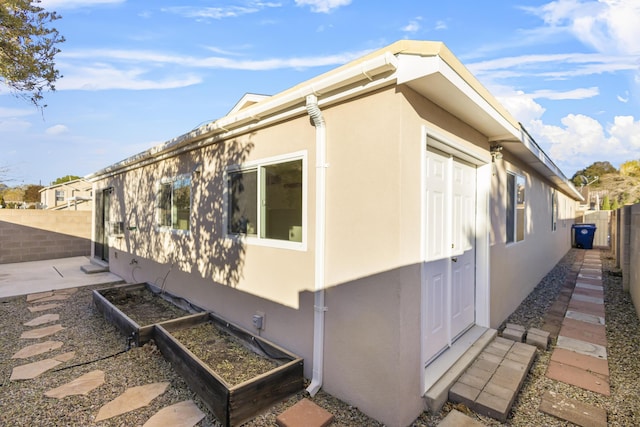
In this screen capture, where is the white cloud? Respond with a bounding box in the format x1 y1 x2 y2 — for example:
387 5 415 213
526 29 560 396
0 107 34 118
0 118 32 133
527 114 640 171
45 124 69 135
530 87 599 100
56 63 202 91
61 48 372 72
40 0 124 9
402 17 422 33
435 20 448 30
295 0 351 13
524 0 640 55
617 91 629 102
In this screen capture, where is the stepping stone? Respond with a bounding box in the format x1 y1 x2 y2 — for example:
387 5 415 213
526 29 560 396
24 313 60 327
571 294 604 304
28 303 61 313
95 382 170 422
81 264 108 274
276 398 334 427
551 348 609 377
142 400 205 427
20 324 65 339
10 352 75 381
12 341 63 359
546 360 610 395
438 409 484 426
565 310 605 325
559 318 607 347
31 294 71 303
502 323 525 342
539 390 607 427
45 370 105 398
556 336 607 359
526 327 550 350
26 289 76 302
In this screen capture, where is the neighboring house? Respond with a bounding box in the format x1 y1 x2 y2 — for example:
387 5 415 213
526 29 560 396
86 40 583 427
40 179 93 210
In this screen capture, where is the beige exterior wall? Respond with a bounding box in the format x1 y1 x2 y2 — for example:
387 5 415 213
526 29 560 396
488 151 577 327
41 181 92 210
0 210 92 263
91 84 578 426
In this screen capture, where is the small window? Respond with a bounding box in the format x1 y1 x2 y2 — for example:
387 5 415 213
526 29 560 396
156 175 191 231
506 172 525 243
228 157 303 244
551 189 558 231
55 190 65 202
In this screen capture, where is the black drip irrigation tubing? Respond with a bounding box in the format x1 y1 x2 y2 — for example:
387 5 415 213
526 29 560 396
52 335 135 373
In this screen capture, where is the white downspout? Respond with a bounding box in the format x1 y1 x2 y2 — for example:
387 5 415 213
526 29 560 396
305 94 327 396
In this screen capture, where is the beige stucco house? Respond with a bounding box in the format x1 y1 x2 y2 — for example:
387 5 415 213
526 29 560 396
40 178 92 210
86 40 583 426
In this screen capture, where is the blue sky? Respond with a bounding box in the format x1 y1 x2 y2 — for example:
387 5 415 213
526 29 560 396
1 0 639 185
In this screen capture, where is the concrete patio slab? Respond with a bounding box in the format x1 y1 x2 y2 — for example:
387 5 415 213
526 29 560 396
0 256 123 299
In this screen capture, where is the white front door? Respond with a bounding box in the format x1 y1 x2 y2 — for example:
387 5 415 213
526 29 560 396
423 147 477 364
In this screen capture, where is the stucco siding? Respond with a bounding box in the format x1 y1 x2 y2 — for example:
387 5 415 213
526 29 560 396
489 152 576 327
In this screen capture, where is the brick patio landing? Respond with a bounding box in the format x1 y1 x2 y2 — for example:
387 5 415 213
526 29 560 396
448 337 537 422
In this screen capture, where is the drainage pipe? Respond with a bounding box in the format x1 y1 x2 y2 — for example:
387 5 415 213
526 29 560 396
305 94 327 396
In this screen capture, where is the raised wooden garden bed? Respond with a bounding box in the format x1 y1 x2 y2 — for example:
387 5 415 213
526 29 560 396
92 283 203 346
154 312 304 427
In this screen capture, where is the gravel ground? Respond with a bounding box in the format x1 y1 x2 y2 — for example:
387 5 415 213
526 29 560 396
1 248 639 426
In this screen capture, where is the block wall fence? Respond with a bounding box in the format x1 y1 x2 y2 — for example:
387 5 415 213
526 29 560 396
0 210 92 264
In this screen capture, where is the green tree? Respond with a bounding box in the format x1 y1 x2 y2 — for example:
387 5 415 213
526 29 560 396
52 175 81 185
611 198 619 210
0 0 65 108
571 161 617 187
620 160 640 177
601 195 611 210
23 184 43 202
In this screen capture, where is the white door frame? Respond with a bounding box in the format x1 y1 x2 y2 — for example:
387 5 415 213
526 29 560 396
419 125 491 394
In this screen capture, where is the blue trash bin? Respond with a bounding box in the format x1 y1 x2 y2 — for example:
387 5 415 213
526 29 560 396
572 223 597 249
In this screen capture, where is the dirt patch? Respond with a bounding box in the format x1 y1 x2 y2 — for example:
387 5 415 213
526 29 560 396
171 321 279 386
101 287 189 326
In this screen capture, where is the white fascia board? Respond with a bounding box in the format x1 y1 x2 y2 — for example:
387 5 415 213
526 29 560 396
396 54 521 141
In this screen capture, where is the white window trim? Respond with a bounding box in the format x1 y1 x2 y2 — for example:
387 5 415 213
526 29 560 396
224 150 308 251
155 173 192 235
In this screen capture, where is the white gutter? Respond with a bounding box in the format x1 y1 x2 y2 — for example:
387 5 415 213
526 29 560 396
305 94 327 396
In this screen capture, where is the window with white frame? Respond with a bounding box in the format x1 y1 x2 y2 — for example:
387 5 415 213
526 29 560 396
506 172 525 243
55 189 65 202
227 157 303 243
156 175 191 231
551 189 558 231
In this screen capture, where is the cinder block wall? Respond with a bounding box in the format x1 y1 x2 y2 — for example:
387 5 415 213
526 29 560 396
0 210 92 264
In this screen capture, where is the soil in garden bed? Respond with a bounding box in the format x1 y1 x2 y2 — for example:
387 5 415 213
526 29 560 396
171 321 280 386
101 287 190 325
